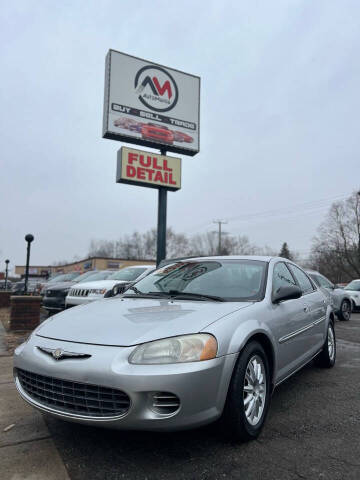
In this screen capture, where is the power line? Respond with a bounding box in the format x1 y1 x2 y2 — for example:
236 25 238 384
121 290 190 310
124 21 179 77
184 191 352 234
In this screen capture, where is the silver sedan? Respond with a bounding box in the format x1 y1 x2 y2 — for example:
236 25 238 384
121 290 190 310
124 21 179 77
13 256 335 442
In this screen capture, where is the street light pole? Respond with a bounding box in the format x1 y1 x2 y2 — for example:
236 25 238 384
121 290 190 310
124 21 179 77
4 259 9 290
24 234 34 294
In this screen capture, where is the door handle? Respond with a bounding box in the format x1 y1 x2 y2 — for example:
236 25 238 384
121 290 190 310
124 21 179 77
303 305 310 313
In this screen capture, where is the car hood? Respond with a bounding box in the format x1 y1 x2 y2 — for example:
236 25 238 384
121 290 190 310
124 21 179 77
70 280 129 291
36 297 252 346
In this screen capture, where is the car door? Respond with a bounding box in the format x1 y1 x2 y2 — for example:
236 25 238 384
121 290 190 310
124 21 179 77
288 264 326 354
270 262 313 383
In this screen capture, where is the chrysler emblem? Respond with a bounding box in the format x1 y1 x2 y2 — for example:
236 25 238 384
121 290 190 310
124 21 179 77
37 346 91 361
53 348 64 360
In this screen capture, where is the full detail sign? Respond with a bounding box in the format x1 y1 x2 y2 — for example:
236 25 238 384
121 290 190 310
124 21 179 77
103 50 200 156
116 147 181 191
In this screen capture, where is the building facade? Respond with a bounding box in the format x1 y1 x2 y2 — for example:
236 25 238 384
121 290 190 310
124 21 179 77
15 256 155 278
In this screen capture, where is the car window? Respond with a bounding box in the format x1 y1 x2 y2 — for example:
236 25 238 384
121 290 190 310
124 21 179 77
288 265 314 294
272 262 296 295
310 274 333 289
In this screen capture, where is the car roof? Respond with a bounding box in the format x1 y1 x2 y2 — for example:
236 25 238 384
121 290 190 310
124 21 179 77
122 265 155 269
159 255 291 265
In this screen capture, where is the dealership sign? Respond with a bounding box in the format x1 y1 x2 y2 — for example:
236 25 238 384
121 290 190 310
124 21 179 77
116 147 181 191
103 50 200 156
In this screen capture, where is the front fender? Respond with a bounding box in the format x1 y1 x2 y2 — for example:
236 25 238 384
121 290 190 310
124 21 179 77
204 310 277 380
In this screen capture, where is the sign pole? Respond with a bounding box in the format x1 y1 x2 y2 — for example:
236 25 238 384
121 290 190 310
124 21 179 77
156 148 167 267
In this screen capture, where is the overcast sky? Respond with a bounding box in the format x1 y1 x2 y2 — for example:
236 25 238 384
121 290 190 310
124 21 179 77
1 0 360 271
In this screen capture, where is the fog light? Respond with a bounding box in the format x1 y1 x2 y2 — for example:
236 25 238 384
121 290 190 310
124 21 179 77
151 392 180 415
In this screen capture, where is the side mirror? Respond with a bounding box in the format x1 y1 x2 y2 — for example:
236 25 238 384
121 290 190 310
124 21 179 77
105 282 131 298
273 285 302 304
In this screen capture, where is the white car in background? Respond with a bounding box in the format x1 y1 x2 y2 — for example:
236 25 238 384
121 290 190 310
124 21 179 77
65 265 155 308
344 279 360 311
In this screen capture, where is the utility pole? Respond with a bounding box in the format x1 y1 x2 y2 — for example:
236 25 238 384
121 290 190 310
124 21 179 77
213 220 228 255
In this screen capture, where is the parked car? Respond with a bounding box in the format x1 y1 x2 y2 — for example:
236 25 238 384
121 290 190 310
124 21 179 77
42 271 111 313
12 280 38 295
40 272 83 296
306 270 352 321
37 272 67 294
344 279 360 311
0 279 12 290
65 265 155 308
14 256 335 442
141 124 174 145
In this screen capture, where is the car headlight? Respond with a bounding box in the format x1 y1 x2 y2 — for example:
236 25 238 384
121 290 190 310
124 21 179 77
90 289 106 295
129 334 218 365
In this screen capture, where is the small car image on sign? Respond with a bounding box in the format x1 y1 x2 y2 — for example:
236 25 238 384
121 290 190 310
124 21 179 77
103 50 200 156
116 147 181 191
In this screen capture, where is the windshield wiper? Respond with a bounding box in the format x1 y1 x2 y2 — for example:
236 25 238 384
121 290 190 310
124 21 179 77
127 285 142 294
123 288 167 299
166 290 225 302
124 288 225 302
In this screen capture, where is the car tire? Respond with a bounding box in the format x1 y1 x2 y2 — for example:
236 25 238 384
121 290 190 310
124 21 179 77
221 341 271 442
315 321 336 368
338 299 351 321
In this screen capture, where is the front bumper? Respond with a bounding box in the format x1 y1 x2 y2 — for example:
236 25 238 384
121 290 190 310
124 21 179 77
13 335 237 431
350 295 360 308
42 297 66 311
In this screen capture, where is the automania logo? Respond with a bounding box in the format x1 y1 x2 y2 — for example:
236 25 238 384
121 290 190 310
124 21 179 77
134 65 178 113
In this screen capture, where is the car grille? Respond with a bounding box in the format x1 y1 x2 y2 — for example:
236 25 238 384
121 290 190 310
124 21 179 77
46 289 67 298
69 288 90 297
151 392 180 415
17 369 130 418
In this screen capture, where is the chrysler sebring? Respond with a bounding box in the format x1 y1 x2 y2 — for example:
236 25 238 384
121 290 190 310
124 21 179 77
13 256 336 442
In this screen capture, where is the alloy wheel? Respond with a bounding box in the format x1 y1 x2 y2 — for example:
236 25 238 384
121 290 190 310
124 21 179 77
342 301 350 320
243 355 267 426
328 325 335 361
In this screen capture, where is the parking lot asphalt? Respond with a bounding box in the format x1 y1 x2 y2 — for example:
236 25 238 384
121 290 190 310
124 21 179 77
44 314 360 480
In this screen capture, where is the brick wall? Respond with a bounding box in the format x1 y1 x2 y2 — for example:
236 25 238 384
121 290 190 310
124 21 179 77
10 296 42 331
0 291 11 308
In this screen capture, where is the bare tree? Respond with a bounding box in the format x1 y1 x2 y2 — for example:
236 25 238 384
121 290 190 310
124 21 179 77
309 191 360 282
87 229 279 262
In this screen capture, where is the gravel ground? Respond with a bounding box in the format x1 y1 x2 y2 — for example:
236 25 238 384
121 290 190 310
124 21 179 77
45 314 360 480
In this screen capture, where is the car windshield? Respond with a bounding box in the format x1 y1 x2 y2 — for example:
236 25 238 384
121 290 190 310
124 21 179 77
345 280 360 291
70 272 98 283
108 268 148 281
47 272 79 283
80 271 113 282
129 260 267 301
47 274 66 283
